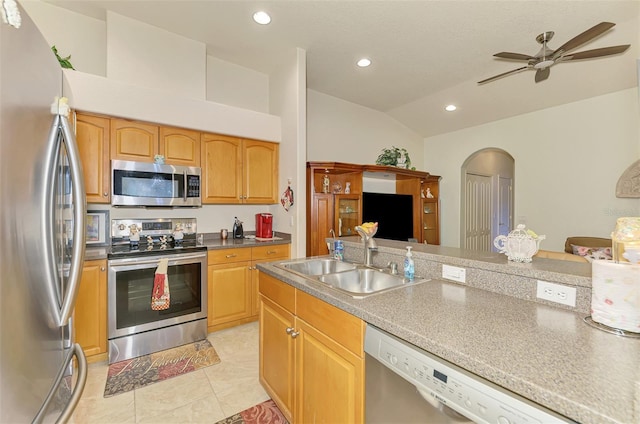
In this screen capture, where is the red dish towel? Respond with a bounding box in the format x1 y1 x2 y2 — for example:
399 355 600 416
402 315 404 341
151 258 170 311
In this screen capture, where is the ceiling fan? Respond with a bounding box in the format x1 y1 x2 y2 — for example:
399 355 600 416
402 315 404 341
478 22 630 84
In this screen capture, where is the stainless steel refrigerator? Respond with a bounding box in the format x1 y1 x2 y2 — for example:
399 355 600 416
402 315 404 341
0 3 88 423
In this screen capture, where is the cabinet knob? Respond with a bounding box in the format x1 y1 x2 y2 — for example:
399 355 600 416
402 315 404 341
103 192 108 197
286 327 297 337
100 266 105 272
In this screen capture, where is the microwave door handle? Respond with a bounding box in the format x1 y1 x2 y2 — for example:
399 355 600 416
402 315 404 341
57 115 86 326
183 170 187 202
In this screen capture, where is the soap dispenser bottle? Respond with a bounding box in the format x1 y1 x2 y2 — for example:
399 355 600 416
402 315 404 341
404 246 415 281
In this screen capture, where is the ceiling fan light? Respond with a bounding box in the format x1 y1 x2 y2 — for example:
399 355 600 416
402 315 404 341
253 11 271 25
534 60 554 69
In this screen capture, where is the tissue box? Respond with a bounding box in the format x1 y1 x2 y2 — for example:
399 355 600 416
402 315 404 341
591 260 640 333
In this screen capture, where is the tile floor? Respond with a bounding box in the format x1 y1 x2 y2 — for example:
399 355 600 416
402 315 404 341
70 322 269 423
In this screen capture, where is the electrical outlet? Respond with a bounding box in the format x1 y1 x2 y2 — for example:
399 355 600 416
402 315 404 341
536 280 576 307
442 265 466 283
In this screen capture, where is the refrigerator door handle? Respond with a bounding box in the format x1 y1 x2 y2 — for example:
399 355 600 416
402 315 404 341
58 114 86 326
32 343 88 424
42 114 87 327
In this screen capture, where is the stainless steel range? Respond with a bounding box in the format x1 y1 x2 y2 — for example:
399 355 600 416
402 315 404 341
107 218 207 363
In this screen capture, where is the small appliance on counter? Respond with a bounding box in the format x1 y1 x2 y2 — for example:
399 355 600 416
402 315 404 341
256 213 273 238
233 217 244 239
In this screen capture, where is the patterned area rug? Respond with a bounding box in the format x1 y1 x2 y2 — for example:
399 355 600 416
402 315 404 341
104 339 220 397
215 400 288 424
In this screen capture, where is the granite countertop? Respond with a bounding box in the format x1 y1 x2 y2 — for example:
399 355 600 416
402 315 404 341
257 251 640 424
84 232 291 260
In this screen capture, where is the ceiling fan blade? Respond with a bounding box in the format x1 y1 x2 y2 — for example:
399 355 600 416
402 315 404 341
562 44 630 60
555 22 615 54
535 67 550 83
478 66 530 84
493 52 535 61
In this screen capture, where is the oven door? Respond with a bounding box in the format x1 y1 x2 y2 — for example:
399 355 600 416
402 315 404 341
107 251 207 339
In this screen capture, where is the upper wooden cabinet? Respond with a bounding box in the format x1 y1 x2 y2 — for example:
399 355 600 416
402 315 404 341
159 126 201 166
111 119 159 162
111 119 200 166
75 112 110 204
201 133 279 204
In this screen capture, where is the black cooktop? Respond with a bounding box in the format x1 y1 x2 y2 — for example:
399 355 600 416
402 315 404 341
108 235 206 259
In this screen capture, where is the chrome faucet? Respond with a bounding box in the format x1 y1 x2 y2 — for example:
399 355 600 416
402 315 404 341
328 229 336 254
355 226 378 266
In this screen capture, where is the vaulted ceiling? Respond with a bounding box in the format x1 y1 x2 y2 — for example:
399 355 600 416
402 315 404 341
49 1 640 137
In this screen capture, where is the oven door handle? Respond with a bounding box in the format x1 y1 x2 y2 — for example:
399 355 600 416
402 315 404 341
109 252 207 267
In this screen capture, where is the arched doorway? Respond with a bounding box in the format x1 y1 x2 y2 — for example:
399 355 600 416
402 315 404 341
460 148 515 251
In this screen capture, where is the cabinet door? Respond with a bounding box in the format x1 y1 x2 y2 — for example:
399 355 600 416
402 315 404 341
111 119 159 162
74 260 107 358
201 133 243 204
423 200 439 245
250 245 290 317
309 194 333 256
295 318 364 424
159 126 201 166
75 113 110 203
259 296 295 423
207 261 252 329
243 140 279 204
335 195 361 238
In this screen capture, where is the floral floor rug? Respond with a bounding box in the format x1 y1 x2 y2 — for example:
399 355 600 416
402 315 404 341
103 339 220 397
215 400 288 424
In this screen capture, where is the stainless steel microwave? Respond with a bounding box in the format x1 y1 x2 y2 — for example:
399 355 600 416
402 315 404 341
111 160 201 207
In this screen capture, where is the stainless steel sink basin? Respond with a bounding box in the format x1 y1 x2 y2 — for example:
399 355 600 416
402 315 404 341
318 268 428 298
277 258 357 276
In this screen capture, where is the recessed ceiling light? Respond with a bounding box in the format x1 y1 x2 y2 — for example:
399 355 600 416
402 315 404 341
253 11 271 25
357 58 371 67
445 104 457 112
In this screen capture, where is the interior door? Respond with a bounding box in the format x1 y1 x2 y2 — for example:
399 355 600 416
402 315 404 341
496 176 513 243
464 173 492 251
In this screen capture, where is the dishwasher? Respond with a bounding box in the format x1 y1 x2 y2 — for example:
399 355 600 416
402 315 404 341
364 325 576 424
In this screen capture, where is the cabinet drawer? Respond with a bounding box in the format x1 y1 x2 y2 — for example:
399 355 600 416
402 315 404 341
259 272 295 314
208 247 252 264
253 244 290 261
296 290 364 357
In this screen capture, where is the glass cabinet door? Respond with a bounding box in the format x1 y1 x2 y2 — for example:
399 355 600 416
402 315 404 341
335 195 361 237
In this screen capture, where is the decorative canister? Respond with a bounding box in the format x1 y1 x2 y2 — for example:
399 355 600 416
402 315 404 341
591 260 640 333
493 224 545 263
611 217 640 263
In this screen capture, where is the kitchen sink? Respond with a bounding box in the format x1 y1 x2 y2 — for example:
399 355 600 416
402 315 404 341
277 258 357 276
276 257 429 298
318 268 427 298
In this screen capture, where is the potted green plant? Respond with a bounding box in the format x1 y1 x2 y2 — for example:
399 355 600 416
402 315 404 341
375 146 413 169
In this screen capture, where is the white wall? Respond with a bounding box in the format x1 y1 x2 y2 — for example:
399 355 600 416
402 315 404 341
269 48 307 258
106 12 205 100
20 0 106 76
307 90 424 170
207 56 269 113
424 88 640 251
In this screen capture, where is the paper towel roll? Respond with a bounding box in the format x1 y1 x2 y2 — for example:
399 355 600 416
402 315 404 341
591 261 640 333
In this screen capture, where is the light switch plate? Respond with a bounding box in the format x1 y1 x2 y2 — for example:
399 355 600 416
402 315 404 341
442 264 466 283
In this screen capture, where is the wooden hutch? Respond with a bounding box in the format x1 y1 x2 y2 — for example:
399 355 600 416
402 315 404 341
306 161 441 256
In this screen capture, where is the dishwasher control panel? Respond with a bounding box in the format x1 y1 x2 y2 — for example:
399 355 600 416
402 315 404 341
364 325 576 424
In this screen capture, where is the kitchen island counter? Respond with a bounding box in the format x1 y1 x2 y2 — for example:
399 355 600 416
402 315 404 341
257 245 639 424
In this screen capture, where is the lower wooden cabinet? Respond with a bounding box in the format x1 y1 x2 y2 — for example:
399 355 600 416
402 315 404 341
208 244 290 333
74 259 108 362
259 272 365 424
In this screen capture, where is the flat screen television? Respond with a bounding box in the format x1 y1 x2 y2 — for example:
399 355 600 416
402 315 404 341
362 192 414 241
